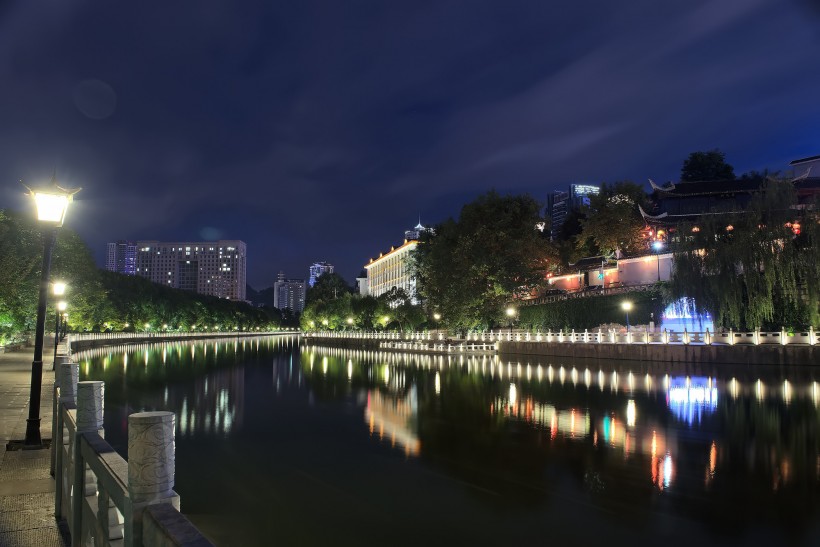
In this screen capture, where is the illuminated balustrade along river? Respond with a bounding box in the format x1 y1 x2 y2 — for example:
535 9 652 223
74 336 820 546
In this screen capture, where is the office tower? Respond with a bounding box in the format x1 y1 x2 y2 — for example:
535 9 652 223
105 240 137 275
308 261 334 287
547 184 600 239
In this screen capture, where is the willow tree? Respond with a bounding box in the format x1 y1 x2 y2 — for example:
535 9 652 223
412 191 550 333
669 179 819 329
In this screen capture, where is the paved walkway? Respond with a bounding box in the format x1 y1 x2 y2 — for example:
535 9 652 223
0 340 69 546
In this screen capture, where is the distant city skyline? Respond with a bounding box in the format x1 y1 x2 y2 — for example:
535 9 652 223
2 2 819 287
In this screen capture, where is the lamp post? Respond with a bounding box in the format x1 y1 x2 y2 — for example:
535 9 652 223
622 301 633 332
652 240 664 282
53 299 67 368
506 306 516 336
22 179 80 447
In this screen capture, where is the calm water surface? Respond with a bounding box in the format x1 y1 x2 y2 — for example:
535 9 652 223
77 336 820 546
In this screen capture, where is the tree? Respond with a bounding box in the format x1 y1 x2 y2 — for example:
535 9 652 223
681 149 736 182
306 273 351 305
578 181 649 257
412 191 551 332
669 178 819 329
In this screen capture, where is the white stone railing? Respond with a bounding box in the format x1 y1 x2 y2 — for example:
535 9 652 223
303 327 819 346
69 329 295 342
53 362 213 547
377 340 497 354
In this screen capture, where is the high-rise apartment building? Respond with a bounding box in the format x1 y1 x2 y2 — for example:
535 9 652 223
105 240 137 275
308 261 334 287
273 271 306 313
134 240 247 300
547 184 600 240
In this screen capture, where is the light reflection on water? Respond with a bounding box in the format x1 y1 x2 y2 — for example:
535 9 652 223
78 338 820 546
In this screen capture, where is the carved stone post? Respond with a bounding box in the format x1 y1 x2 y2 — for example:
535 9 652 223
59 362 79 403
127 411 179 547
76 381 104 435
51 359 76 476
53 360 78 515
72 380 105 544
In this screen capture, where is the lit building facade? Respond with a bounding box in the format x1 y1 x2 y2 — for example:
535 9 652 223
105 240 137 275
308 261 334 287
273 271 306 313
135 240 246 300
364 240 419 303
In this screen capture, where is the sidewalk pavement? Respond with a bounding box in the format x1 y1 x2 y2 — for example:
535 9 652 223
0 340 69 546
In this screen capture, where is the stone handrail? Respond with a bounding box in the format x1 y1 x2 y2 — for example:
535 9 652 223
53 362 213 547
69 329 295 343
303 327 818 346
66 330 298 356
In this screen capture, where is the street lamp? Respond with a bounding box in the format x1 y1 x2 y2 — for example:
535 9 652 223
652 240 664 281
53 300 67 368
433 313 441 322
506 306 516 336
622 301 633 331
21 178 80 447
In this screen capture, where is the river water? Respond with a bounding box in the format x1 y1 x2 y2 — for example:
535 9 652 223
77 336 820 546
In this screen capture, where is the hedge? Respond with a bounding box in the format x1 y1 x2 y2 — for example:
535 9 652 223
517 290 666 331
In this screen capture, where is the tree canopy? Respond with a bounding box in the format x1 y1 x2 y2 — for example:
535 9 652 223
577 181 648 257
412 191 550 332
681 149 736 182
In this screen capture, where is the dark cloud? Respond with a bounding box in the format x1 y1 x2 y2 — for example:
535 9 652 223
2 1 819 287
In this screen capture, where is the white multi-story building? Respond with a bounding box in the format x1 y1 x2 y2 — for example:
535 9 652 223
135 240 246 300
364 240 419 303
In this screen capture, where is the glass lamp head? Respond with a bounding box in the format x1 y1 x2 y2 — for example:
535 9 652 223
23 179 81 227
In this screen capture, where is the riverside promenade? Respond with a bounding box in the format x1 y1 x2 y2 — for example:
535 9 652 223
0 341 68 546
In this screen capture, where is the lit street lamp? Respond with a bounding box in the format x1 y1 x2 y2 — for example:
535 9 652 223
622 301 633 332
22 179 80 447
506 306 516 336
53 299 67 368
652 240 664 281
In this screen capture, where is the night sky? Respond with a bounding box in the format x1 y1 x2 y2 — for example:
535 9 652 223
2 1 819 288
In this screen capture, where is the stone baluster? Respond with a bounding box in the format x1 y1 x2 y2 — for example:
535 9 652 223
127 411 179 546
53 361 79 514
77 382 123 544
52 359 77 476
71 381 106 544
59 362 79 403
